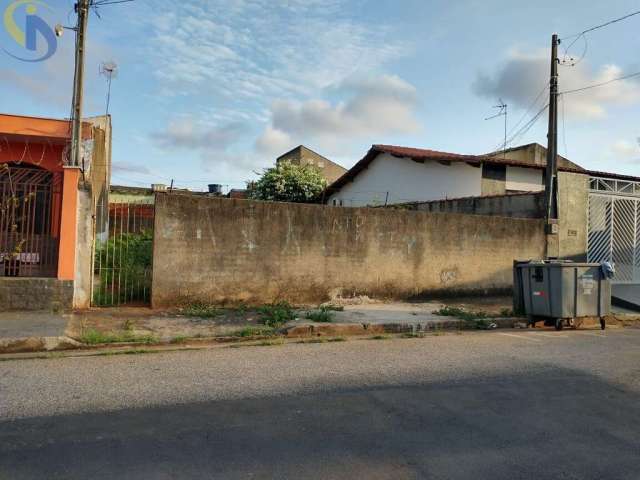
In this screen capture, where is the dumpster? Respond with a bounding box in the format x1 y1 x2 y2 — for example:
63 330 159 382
515 260 612 330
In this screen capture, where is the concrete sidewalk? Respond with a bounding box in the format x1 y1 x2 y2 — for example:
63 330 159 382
0 311 80 353
1 297 637 355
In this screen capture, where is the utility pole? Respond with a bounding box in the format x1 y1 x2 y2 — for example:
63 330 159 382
70 0 89 167
544 33 560 257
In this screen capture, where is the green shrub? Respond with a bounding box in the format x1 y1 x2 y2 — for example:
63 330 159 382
434 305 488 322
305 308 335 323
258 301 296 327
93 230 153 306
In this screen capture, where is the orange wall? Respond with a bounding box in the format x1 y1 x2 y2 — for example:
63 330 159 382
0 140 66 172
57 168 80 280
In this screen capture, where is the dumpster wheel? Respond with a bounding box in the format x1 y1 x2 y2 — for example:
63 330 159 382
555 318 564 331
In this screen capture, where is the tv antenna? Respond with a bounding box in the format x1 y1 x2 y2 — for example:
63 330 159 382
485 99 508 158
99 61 118 116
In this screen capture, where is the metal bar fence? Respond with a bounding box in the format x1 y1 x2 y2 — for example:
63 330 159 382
0 165 60 277
92 200 154 306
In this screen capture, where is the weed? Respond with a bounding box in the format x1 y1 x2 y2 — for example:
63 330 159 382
257 338 285 347
97 348 155 357
434 305 489 322
500 308 515 317
371 335 390 340
320 304 344 312
170 335 188 344
402 332 425 338
297 336 346 344
233 326 276 338
305 308 335 323
182 302 222 318
258 301 296 327
123 319 135 331
80 329 157 345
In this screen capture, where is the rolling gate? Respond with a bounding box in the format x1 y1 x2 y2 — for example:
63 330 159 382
587 176 640 309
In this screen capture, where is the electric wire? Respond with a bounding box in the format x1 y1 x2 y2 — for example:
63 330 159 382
559 70 640 95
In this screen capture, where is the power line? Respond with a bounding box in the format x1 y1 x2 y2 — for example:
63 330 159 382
561 9 640 67
559 70 640 95
561 9 640 41
503 104 549 149
560 94 568 158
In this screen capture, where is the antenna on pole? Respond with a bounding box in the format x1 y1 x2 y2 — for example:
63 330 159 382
485 98 508 158
99 61 118 116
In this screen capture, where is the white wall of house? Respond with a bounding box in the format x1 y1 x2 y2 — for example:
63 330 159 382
506 166 544 192
328 153 482 207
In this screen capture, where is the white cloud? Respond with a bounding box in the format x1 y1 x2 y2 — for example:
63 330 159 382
609 139 640 162
473 49 640 119
151 118 247 152
0 35 115 113
256 74 421 155
112 162 152 175
254 126 293 156
136 0 407 102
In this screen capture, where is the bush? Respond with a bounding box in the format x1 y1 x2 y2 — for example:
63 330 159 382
247 162 327 203
258 301 296 327
93 230 153 306
305 308 335 323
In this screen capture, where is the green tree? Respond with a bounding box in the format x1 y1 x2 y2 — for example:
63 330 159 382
248 161 327 203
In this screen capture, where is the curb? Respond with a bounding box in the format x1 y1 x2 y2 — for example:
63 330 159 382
0 336 82 354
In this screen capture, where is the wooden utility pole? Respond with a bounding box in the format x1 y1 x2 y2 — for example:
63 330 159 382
544 33 560 256
70 0 89 167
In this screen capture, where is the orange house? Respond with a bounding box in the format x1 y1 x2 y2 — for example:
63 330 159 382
0 113 110 310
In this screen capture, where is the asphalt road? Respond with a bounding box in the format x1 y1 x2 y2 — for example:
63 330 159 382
1 328 640 479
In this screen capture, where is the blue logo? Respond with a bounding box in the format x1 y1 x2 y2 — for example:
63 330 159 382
2 0 57 62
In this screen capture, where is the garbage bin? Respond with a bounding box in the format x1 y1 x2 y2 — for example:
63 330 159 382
515 260 612 330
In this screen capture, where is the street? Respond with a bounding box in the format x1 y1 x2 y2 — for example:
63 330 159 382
1 329 640 479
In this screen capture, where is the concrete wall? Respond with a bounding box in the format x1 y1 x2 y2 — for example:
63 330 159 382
0 278 73 311
551 172 589 261
397 192 545 219
73 186 93 309
506 166 544 192
152 195 546 307
328 153 483 207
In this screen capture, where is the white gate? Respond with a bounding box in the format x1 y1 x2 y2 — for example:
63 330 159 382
588 177 640 284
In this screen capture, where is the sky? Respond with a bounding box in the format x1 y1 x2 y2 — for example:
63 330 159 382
1 0 639 192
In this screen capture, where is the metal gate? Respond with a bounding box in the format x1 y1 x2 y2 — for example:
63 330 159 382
0 164 61 278
92 200 154 306
588 177 640 284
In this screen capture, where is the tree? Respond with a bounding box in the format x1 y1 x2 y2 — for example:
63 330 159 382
248 161 327 203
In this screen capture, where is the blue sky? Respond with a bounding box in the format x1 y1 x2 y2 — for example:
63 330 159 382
1 0 639 191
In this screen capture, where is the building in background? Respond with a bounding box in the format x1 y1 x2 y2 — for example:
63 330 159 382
276 145 347 185
324 143 584 207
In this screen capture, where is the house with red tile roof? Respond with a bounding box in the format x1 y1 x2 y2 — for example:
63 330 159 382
324 143 584 207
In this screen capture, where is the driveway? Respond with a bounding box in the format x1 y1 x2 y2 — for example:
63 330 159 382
1 329 639 479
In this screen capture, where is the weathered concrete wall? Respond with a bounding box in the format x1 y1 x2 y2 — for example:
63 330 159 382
551 172 589 261
0 278 73 311
152 195 546 307
396 192 545 219
73 186 93 309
